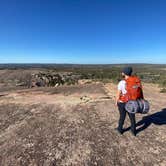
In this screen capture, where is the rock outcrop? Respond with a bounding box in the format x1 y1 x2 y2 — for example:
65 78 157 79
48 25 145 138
30 72 81 87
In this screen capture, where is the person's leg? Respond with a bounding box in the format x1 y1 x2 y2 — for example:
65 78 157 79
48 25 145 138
128 112 136 136
117 102 127 133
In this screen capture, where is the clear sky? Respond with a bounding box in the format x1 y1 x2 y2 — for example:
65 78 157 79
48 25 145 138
0 0 166 64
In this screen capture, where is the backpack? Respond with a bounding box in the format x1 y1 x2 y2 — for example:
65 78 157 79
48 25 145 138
125 76 143 101
124 76 150 114
125 99 150 114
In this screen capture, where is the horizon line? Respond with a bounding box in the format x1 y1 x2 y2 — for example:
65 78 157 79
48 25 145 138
0 63 166 65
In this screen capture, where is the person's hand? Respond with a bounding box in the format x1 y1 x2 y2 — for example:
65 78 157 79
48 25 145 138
115 100 118 106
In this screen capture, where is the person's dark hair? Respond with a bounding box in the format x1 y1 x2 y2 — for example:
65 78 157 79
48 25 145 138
122 67 133 76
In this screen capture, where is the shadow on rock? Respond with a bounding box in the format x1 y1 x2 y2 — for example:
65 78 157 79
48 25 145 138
136 108 166 134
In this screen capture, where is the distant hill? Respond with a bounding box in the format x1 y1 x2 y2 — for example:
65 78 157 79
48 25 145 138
0 63 166 70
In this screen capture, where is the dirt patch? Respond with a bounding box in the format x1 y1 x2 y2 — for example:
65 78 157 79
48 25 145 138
28 83 107 95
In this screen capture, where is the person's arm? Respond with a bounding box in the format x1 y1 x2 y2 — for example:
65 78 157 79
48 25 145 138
140 82 144 99
116 90 122 105
140 88 144 99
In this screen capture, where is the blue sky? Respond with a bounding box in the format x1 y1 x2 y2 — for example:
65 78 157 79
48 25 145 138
0 0 166 64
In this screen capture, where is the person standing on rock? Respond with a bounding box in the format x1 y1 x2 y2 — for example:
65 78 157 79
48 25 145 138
115 66 144 136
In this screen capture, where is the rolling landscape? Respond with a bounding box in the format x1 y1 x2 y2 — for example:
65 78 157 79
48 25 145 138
0 64 165 165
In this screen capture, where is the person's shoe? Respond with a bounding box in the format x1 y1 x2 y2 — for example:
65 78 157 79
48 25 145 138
131 131 137 136
115 128 123 135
